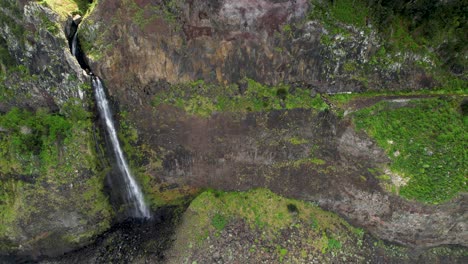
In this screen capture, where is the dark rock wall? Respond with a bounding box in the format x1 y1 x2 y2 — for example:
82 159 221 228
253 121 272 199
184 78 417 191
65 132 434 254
80 0 437 95
139 102 467 248
0 0 86 112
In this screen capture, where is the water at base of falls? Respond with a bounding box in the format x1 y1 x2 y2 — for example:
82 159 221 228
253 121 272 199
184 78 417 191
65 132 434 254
92 77 151 219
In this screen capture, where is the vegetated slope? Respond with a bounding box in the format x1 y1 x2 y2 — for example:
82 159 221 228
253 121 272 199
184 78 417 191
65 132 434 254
353 97 467 204
0 0 113 256
167 189 468 263
0 106 113 255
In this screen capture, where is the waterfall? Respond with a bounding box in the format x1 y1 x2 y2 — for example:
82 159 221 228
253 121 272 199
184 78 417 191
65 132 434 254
71 32 78 57
69 25 150 219
92 77 151 219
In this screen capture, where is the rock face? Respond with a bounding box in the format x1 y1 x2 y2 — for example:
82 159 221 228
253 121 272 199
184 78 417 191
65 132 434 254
167 189 467 263
76 0 466 250
0 0 112 258
0 1 86 112
0 0 466 259
80 0 438 93
130 102 467 248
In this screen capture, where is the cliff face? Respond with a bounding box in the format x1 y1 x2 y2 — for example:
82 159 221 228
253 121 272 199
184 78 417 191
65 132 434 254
0 0 112 257
80 0 441 93
74 0 467 250
0 0 466 259
74 0 467 249
0 0 87 112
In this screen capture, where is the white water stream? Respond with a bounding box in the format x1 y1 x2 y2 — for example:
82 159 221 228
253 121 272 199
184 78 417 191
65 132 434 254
92 77 151 218
71 32 77 57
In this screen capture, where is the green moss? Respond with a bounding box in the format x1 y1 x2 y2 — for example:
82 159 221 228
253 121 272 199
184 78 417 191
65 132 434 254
0 105 113 243
329 0 369 28
278 246 288 262
308 0 369 29
175 188 374 259
125 0 181 30
211 213 227 231
288 137 309 145
38 12 60 35
353 97 467 203
152 79 329 117
0 37 15 74
40 0 93 17
387 18 421 52
0 1 25 40
190 189 357 240
0 180 22 236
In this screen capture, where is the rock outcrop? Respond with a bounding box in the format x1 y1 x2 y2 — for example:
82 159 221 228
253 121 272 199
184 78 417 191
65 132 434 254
80 0 440 94
0 0 112 257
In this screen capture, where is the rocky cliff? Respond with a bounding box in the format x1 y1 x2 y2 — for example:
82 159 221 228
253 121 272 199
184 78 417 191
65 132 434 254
79 0 459 93
0 0 466 260
0 0 112 257
76 0 466 249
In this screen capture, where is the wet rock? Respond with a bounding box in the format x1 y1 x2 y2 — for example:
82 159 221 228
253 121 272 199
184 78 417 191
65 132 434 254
72 14 82 25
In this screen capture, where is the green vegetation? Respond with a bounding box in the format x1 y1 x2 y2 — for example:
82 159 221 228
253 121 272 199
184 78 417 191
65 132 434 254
0 105 113 245
0 1 25 40
170 189 430 262
307 0 466 91
328 0 369 28
0 108 72 175
309 0 370 29
126 0 182 30
0 36 15 75
288 137 309 145
40 0 94 17
368 0 467 75
152 79 329 117
184 189 360 251
171 188 468 262
39 12 60 35
211 213 227 231
353 97 467 203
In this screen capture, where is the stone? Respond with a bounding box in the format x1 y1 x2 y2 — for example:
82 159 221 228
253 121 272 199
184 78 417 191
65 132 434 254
72 14 82 25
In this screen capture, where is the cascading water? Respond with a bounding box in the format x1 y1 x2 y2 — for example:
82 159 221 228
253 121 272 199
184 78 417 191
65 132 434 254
71 32 77 57
92 77 151 219
70 28 150 219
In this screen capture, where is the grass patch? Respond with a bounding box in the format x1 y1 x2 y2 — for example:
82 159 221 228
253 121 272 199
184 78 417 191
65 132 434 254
308 0 369 29
40 0 92 17
329 0 369 28
211 213 227 231
152 79 329 117
353 97 467 203
170 189 373 262
186 188 362 250
0 104 113 243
